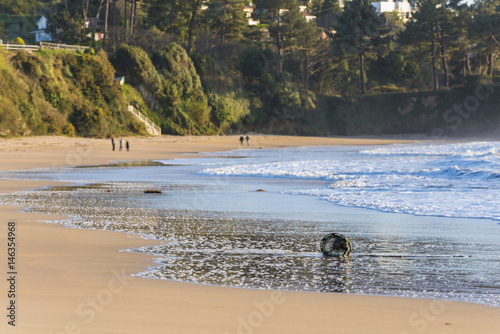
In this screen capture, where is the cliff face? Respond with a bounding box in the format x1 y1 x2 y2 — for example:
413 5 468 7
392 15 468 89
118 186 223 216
0 48 146 138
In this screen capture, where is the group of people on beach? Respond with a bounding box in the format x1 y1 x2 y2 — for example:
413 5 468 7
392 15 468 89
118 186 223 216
240 135 250 146
111 138 129 152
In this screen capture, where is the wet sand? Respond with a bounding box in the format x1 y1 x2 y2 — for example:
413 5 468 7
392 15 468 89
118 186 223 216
0 135 499 333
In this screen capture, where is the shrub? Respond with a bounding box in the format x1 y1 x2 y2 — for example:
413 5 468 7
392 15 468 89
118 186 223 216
152 43 203 99
113 44 163 94
62 123 75 136
84 47 95 56
11 37 25 45
0 96 25 136
465 74 489 89
12 51 43 77
208 92 251 128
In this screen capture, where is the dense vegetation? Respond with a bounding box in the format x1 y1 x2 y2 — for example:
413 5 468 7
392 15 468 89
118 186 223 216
1 0 499 137
0 47 147 137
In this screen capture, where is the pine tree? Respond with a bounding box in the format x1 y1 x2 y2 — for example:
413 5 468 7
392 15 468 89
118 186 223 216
205 0 248 57
253 0 297 71
186 0 204 53
399 0 442 91
469 0 500 77
147 0 188 42
449 0 473 82
334 0 391 94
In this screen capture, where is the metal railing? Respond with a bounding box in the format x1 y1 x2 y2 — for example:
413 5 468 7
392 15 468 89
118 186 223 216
127 105 161 136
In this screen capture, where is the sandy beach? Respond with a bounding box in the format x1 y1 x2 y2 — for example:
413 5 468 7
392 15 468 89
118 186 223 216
1 135 499 334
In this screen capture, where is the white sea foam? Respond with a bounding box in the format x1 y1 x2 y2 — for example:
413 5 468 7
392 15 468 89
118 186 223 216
201 142 500 220
2 144 499 306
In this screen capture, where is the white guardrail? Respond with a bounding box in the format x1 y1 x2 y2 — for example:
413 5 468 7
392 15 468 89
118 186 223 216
0 42 89 52
128 105 161 136
0 43 40 51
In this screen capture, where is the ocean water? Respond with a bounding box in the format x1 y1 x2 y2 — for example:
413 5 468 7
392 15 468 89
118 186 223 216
1 141 499 306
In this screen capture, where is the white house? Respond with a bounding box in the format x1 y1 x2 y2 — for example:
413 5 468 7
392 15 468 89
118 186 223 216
243 5 260 25
299 5 317 22
30 16 53 42
371 0 413 22
339 0 413 22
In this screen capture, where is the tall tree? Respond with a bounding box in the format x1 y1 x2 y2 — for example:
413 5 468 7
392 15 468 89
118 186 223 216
321 0 341 16
205 0 248 56
281 4 323 89
103 0 110 48
449 0 473 82
470 0 500 77
436 2 455 87
90 0 106 47
47 1 87 44
186 0 204 53
82 0 90 37
124 0 128 41
129 0 137 38
400 0 442 91
253 0 302 72
334 0 391 94
147 0 188 42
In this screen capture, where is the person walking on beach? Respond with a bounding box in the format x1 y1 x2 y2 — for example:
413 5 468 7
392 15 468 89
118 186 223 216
119 138 123 151
239 135 244 145
245 135 250 146
111 137 115 151
126 140 130 152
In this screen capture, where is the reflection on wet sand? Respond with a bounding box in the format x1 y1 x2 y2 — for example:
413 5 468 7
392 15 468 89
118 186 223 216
1 183 499 306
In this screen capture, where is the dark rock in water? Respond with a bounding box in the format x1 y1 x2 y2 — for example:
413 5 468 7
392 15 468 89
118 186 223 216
144 190 162 194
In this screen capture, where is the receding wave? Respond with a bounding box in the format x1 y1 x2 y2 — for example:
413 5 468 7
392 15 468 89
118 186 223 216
201 141 500 221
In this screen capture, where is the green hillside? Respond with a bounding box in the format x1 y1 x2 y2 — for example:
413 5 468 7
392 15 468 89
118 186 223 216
1 0 499 138
0 48 147 137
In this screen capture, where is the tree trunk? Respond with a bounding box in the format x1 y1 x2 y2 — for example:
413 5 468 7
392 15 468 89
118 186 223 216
360 53 366 94
462 50 468 83
305 53 310 90
220 3 227 57
111 0 116 50
277 10 282 72
439 30 449 87
466 53 471 74
82 0 90 40
103 0 110 49
488 52 494 77
124 0 128 42
82 0 87 23
431 36 438 91
170 1 175 41
91 0 105 48
129 0 136 38
186 0 202 53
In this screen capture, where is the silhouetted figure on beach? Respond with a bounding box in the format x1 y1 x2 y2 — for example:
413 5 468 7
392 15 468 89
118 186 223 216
119 138 123 151
126 140 129 152
111 137 115 151
246 135 250 146
239 136 244 145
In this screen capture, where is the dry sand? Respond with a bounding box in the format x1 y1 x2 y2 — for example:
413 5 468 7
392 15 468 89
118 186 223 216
0 135 499 334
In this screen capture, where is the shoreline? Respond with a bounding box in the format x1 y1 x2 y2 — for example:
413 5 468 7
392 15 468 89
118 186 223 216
1 135 499 333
